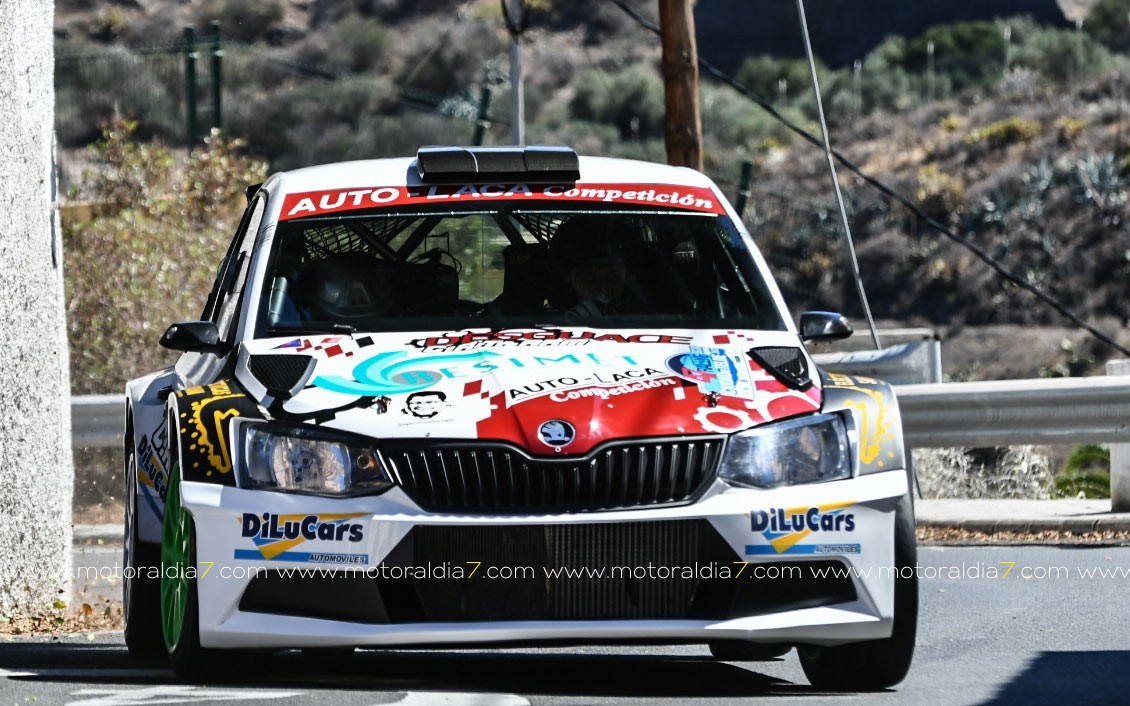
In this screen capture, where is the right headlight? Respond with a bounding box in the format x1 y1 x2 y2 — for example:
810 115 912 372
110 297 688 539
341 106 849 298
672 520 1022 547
718 413 851 489
240 423 394 497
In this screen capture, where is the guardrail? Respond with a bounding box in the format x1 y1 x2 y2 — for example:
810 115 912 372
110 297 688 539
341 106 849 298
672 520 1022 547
73 376 1130 450
71 376 1130 508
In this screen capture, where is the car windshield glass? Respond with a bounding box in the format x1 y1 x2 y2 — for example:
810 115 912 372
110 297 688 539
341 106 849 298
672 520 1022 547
256 204 786 335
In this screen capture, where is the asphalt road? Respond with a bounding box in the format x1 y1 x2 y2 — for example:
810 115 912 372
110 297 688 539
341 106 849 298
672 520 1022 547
5 545 1129 705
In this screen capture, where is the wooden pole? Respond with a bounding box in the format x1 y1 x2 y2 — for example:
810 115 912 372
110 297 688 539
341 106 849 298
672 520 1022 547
658 0 703 170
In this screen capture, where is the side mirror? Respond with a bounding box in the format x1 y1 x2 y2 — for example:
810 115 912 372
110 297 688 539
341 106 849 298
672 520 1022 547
799 311 853 342
160 321 223 353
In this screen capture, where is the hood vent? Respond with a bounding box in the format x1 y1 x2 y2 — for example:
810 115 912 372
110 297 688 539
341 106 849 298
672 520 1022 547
247 354 315 399
748 346 812 390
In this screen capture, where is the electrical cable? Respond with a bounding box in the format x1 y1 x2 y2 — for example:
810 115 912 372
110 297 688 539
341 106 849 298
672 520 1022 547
608 0 1130 358
795 0 881 350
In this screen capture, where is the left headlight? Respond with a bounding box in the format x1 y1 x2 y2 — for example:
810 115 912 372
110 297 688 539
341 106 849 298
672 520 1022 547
240 424 394 497
718 413 851 489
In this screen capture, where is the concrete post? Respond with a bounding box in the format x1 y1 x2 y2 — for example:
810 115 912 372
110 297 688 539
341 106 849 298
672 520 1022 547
0 1 74 615
1107 360 1130 511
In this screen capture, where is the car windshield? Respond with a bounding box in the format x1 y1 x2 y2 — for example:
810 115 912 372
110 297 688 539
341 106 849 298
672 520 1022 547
255 204 786 335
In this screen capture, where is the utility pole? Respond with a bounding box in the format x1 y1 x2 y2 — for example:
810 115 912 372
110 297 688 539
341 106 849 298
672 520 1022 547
658 0 703 170
502 0 529 146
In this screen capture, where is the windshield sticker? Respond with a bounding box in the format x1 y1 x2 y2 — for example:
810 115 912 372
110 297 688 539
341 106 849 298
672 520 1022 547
410 329 693 351
667 346 755 399
313 350 644 397
279 183 726 220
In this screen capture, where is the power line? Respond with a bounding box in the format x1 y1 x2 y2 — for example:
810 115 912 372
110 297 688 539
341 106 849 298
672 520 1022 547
609 0 1130 358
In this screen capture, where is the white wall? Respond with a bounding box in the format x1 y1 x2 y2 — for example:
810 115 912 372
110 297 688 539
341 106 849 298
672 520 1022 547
0 1 74 616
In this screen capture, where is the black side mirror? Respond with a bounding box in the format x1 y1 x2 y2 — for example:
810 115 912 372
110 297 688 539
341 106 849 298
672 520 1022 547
160 321 223 353
799 311 853 342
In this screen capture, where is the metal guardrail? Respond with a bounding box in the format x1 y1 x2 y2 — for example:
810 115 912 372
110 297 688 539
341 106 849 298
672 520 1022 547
72 394 123 449
71 376 1130 450
897 377 1130 448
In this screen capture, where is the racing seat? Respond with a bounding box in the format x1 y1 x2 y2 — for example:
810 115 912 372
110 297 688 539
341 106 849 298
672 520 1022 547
490 243 568 315
398 256 459 317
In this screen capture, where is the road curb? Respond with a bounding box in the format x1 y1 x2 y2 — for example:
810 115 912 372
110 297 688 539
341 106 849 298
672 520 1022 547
916 517 1130 533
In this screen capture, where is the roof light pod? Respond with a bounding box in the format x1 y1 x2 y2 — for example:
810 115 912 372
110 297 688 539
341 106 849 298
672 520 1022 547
415 146 580 184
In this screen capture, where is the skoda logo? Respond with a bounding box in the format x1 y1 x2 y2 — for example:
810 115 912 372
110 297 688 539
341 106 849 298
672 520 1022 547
538 420 576 447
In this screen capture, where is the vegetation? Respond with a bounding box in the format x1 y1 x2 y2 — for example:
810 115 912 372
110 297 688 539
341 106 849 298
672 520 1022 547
64 120 267 394
1051 444 1111 498
54 3 1130 379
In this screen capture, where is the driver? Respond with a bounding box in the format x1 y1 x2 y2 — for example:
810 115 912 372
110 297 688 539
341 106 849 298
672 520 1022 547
551 216 643 317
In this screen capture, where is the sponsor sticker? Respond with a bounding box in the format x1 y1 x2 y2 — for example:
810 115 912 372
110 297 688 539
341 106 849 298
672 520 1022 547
744 502 859 556
234 512 368 564
279 183 725 221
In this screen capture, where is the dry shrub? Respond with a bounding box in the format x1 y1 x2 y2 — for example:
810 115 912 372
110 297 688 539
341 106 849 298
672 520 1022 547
64 119 267 394
913 446 1052 499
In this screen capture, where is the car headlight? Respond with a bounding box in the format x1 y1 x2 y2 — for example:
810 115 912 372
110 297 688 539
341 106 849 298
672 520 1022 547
241 424 394 496
718 413 851 489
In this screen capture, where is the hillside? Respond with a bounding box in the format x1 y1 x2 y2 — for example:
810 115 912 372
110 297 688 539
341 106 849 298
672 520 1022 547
54 0 1130 382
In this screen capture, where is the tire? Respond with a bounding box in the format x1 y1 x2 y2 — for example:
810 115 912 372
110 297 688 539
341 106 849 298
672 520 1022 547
798 492 918 691
161 465 222 679
708 641 791 661
123 445 165 656
161 464 271 679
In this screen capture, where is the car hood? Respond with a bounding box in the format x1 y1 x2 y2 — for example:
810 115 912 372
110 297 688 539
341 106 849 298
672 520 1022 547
236 327 823 455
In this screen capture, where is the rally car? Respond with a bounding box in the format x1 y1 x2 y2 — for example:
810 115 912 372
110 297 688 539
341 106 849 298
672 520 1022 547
123 146 916 690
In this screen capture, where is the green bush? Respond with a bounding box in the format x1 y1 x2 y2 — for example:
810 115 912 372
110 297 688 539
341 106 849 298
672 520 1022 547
195 0 286 44
734 54 830 106
569 65 665 141
64 120 267 394
1051 444 1110 498
1008 18 1114 84
905 21 1006 93
1086 0 1130 53
966 116 1040 149
55 42 182 147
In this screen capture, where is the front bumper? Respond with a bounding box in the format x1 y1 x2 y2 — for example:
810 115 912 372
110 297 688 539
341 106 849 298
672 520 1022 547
183 469 908 649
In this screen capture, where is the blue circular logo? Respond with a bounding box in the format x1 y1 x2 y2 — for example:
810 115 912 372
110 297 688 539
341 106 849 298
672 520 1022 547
538 420 576 447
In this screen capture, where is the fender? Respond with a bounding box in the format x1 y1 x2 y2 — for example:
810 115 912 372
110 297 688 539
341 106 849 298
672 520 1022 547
125 368 180 543
819 370 905 475
168 379 263 486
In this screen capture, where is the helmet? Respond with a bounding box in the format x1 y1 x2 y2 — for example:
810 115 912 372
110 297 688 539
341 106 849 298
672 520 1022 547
550 215 636 269
298 255 396 322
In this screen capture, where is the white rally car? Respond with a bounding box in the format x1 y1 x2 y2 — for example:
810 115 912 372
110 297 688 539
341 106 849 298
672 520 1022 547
123 146 916 690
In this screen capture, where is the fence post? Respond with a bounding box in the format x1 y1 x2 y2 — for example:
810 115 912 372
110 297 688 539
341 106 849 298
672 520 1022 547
210 20 222 132
1107 359 1130 511
734 160 753 218
183 26 198 150
472 84 492 146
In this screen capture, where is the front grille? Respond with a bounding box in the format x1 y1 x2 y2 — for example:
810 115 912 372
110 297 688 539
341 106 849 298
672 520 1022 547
393 520 728 621
382 437 724 513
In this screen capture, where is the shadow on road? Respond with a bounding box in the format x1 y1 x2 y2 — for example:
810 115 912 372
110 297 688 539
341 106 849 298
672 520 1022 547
979 651 1130 705
0 641 848 698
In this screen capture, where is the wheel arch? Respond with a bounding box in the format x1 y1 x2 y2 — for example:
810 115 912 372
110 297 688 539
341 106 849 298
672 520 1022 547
818 370 906 477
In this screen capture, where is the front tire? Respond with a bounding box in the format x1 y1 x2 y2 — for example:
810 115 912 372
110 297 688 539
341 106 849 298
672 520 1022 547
160 466 219 678
798 493 918 691
123 445 164 656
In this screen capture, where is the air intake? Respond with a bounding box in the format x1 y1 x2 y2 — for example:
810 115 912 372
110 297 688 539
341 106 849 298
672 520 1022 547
247 354 315 399
748 346 812 390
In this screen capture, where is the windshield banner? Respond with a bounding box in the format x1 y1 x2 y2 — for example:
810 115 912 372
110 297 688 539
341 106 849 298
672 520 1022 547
279 182 726 220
